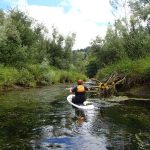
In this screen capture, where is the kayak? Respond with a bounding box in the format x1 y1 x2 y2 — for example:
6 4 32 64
67 94 95 110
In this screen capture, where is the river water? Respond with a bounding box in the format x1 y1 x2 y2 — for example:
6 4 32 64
0 85 149 150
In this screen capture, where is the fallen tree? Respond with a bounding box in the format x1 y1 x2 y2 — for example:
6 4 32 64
88 73 126 98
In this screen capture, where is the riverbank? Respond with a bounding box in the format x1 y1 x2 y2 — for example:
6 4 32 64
0 64 87 91
0 63 150 101
96 56 150 89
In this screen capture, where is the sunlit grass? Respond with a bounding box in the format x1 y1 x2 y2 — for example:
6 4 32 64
0 64 87 89
0 65 19 88
96 56 150 82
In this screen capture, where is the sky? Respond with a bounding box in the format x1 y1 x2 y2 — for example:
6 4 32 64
0 0 115 49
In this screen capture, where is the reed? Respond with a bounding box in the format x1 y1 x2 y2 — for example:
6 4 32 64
0 64 87 89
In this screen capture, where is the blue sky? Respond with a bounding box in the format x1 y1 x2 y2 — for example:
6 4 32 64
28 0 61 6
0 0 115 49
0 0 10 9
0 0 70 13
0 0 62 9
27 0 70 13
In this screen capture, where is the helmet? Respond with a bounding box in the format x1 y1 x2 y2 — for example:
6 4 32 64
77 79 83 85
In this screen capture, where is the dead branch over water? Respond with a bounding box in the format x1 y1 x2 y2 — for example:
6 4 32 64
88 73 126 98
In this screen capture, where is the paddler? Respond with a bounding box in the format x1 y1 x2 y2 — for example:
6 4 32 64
69 79 89 104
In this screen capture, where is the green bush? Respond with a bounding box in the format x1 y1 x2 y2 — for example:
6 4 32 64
17 68 36 87
53 70 87 83
0 65 19 87
96 57 133 79
0 63 88 89
27 61 55 85
134 56 150 79
96 56 150 83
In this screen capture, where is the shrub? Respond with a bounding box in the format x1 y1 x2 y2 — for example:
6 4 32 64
96 55 150 84
0 65 19 87
17 68 36 87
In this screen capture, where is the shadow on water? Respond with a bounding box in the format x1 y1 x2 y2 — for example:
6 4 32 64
0 85 150 149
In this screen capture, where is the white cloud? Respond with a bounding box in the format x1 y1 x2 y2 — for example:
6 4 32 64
61 0 114 23
5 0 115 49
5 0 27 7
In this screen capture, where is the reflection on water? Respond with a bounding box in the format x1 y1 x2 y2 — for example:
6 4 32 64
31 107 108 150
0 85 150 149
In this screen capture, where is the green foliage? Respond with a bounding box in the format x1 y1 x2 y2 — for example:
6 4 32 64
51 70 87 83
124 29 150 60
134 56 150 79
129 0 150 22
0 10 5 25
0 20 24 67
0 10 33 68
0 8 87 89
86 60 98 78
9 9 33 46
0 66 19 87
0 62 87 88
0 9 76 70
96 57 133 79
46 27 75 70
17 68 36 87
86 0 150 85
86 26 127 75
96 56 150 82
71 50 88 73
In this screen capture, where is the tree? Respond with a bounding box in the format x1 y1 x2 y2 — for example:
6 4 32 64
129 0 150 33
109 0 130 31
46 26 64 68
71 49 88 73
86 60 98 78
0 10 5 25
0 18 27 67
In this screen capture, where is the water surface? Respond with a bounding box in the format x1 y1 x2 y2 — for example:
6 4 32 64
0 85 149 150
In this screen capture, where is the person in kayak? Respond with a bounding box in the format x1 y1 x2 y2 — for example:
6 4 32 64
69 79 89 104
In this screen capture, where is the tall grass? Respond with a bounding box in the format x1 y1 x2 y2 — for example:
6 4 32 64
17 68 36 87
0 65 19 88
96 56 150 83
0 63 87 89
96 57 133 79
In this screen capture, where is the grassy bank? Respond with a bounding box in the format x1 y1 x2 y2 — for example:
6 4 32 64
0 63 87 90
96 56 150 86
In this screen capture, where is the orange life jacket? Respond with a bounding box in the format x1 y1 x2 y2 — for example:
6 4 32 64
77 85 85 92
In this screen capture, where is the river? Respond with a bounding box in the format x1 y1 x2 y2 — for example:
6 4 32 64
0 84 149 150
